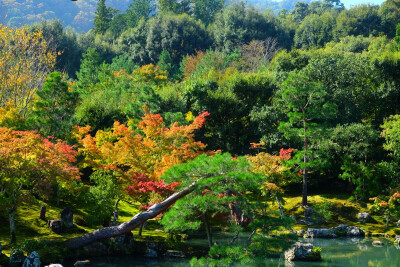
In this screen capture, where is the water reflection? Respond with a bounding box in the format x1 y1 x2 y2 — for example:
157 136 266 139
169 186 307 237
64 237 400 267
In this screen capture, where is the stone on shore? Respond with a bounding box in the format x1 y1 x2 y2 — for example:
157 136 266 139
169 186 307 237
357 212 371 223
22 251 41 267
285 242 321 261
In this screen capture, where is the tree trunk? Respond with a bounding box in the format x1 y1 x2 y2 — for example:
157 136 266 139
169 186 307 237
56 183 60 207
203 213 213 248
64 180 198 250
276 196 284 218
8 207 17 243
112 199 120 226
303 119 308 207
138 222 146 236
386 211 390 229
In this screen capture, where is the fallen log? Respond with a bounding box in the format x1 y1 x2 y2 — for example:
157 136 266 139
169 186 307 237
64 180 198 250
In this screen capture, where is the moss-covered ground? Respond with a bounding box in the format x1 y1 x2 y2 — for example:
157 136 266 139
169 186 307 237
0 193 397 257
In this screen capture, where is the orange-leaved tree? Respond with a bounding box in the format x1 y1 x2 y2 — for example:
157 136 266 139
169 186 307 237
0 128 80 243
74 110 210 221
248 148 294 218
74 110 210 180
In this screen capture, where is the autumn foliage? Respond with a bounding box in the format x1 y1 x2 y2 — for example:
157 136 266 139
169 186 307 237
0 24 57 117
74 111 210 181
0 128 80 198
248 148 294 186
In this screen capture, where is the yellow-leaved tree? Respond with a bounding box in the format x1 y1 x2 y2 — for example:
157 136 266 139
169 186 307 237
0 24 57 117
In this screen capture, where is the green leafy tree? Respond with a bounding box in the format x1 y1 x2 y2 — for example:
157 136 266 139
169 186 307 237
28 20 83 78
279 72 337 206
157 0 191 14
395 23 400 50
29 72 78 139
212 3 283 53
334 4 381 40
379 0 400 38
157 49 178 78
192 0 224 26
319 123 380 199
146 13 211 65
294 12 334 49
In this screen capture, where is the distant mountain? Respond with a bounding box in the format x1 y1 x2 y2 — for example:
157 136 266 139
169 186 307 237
244 0 311 12
0 0 308 32
0 0 131 32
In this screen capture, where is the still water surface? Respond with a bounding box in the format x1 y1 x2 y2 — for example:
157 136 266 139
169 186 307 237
64 237 400 266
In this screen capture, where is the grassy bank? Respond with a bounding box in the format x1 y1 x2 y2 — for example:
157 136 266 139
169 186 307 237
0 193 398 257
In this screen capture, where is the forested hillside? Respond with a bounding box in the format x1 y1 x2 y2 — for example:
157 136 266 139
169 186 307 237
1 0 400 265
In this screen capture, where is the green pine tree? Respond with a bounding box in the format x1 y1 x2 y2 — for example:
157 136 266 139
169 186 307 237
94 0 116 34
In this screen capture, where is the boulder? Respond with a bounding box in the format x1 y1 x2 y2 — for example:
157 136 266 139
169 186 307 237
0 253 9 267
307 228 336 238
164 250 185 258
285 242 321 262
357 212 371 223
110 232 134 254
60 207 73 228
397 219 400 227
10 251 25 266
145 248 158 258
46 264 64 267
48 219 63 234
22 251 41 267
83 242 108 256
297 230 305 237
346 226 365 237
74 260 91 266
372 240 384 247
145 249 158 258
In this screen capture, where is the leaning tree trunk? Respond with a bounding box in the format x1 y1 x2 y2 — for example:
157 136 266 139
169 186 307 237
64 180 198 250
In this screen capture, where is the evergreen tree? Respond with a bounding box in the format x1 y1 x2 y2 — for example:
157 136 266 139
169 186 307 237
94 0 116 34
76 48 102 92
279 73 336 206
29 72 78 139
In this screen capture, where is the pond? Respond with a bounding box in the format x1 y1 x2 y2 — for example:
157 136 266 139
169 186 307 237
64 237 400 266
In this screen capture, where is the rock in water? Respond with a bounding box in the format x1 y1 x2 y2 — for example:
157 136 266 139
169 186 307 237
372 240 384 246
357 212 371 223
74 260 91 266
145 249 158 258
48 219 64 234
346 226 365 237
307 228 335 238
165 250 185 258
61 207 73 228
22 251 41 267
46 264 64 267
285 242 321 261
10 251 25 266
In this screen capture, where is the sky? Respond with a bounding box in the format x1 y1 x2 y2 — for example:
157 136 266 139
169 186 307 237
336 0 385 8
